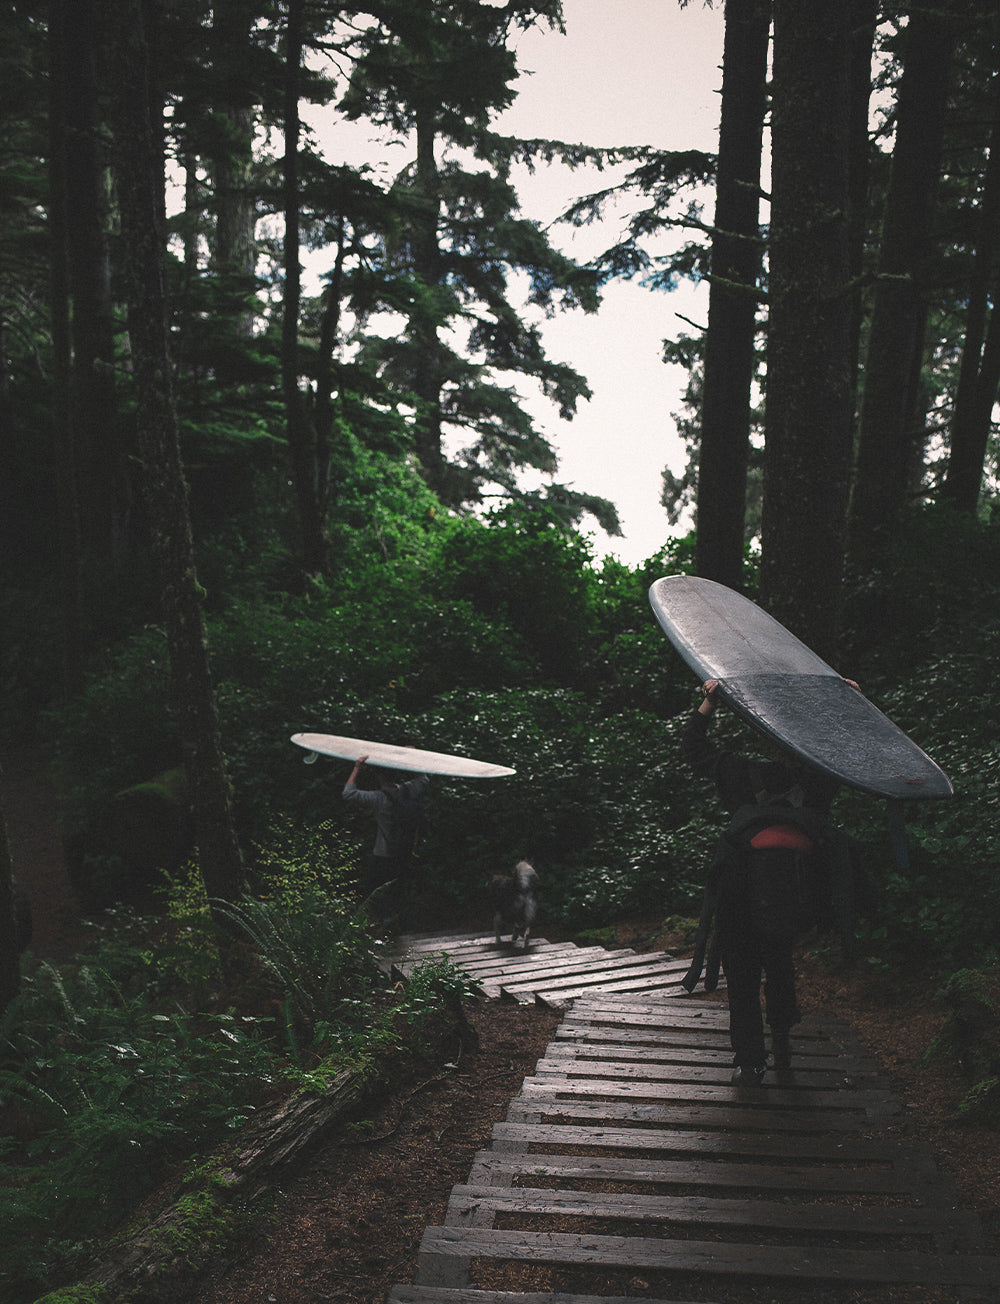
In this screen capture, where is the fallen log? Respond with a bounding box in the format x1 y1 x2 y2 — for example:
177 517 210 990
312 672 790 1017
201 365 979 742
63 1067 367 1304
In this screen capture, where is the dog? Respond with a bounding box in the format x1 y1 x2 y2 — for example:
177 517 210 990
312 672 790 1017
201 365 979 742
487 860 538 950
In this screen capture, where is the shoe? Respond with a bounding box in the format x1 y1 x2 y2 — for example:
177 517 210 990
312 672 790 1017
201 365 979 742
772 1031 792 1071
731 1063 766 1087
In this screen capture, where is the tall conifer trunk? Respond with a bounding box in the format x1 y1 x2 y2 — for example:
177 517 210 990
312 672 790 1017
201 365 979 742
943 70 1000 513
410 110 448 497
48 0 84 699
63 0 120 573
111 0 244 903
761 0 853 662
209 0 257 342
694 0 769 591
0 769 19 1017
282 0 329 577
847 2 959 561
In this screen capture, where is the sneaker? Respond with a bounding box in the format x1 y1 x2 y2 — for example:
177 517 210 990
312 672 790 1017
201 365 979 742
731 1063 766 1087
772 1031 792 1071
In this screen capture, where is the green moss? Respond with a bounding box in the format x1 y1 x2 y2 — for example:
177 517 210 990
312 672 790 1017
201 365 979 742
32 1287 108 1304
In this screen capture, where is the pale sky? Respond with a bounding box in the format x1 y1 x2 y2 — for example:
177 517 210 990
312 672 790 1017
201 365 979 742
307 1 726 566
492 0 725 565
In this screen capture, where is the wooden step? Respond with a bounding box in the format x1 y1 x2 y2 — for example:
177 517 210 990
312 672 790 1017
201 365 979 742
414 1225 998 1290
391 1289 719 1304
467 1149 936 1197
445 1183 982 1244
383 937 999 1304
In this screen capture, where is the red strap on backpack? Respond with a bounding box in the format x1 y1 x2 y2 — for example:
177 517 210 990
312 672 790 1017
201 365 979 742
750 824 815 853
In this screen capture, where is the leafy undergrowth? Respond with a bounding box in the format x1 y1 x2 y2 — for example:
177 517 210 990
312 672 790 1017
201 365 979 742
0 884 479 1304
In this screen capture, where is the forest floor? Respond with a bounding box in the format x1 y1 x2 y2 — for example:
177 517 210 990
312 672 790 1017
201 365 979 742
4 748 1000 1303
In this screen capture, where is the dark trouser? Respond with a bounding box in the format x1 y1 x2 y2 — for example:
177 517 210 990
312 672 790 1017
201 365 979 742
361 853 417 930
721 931 800 1069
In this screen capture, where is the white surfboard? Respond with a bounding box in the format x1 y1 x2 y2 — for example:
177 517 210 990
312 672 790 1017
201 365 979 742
290 732 516 778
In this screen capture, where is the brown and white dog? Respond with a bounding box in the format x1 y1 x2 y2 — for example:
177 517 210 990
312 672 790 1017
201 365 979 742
487 860 538 950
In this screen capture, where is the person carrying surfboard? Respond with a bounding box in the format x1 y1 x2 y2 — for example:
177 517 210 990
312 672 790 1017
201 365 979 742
343 754 429 932
681 679 846 1087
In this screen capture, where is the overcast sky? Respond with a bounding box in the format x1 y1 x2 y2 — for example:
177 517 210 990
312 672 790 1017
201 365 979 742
308 1 726 566
491 0 725 564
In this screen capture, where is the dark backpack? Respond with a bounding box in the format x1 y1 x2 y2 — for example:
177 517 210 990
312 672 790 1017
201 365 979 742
681 763 870 994
723 800 831 941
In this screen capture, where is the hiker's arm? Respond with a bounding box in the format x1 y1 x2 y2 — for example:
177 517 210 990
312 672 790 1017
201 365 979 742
343 754 371 798
682 682 723 774
698 679 720 717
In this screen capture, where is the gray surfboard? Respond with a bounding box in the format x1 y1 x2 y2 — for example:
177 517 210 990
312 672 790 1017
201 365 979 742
291 732 515 779
649 575 952 801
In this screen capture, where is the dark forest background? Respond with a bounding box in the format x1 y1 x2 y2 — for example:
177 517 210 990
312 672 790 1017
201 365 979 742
3 0 1000 967
1 3 1000 1293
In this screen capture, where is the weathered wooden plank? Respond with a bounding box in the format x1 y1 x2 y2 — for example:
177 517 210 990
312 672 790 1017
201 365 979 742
517 1074 898 1117
416 1225 999 1288
445 1184 982 1242
569 999 857 1031
558 1007 735 1032
566 1011 864 1056
396 930 494 947
394 946 591 978
555 1022 854 1056
395 941 573 963
555 1026 736 1053
542 1040 876 1074
546 1039 738 1063
526 974 704 1001
499 953 679 994
391 1288 716 1304
491 1118 913 1163
533 979 696 1009
395 932 570 953
505 1096 893 1136
532 1058 877 1092
467 1151 937 1196
430 947 613 978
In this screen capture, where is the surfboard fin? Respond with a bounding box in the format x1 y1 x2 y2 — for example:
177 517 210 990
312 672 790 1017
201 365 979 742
888 800 909 869
303 751 320 765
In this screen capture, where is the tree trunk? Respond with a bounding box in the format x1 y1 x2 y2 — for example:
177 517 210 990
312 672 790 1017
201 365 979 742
313 217 348 523
845 0 877 413
282 0 330 578
63 0 121 574
48 0 85 700
209 0 258 342
847 1 959 561
0 764 19 1017
694 0 770 591
761 0 854 663
942 69 1000 513
111 0 244 903
410 109 448 498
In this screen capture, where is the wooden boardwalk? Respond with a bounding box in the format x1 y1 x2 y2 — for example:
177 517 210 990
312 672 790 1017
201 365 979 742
387 931 697 1007
385 935 999 1302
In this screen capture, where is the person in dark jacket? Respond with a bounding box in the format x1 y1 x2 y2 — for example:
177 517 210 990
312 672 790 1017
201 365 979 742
682 679 842 1086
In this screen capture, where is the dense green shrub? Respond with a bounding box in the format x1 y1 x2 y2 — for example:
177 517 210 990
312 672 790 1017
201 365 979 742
0 864 476 1301
0 939 276 1296
37 505 1000 964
